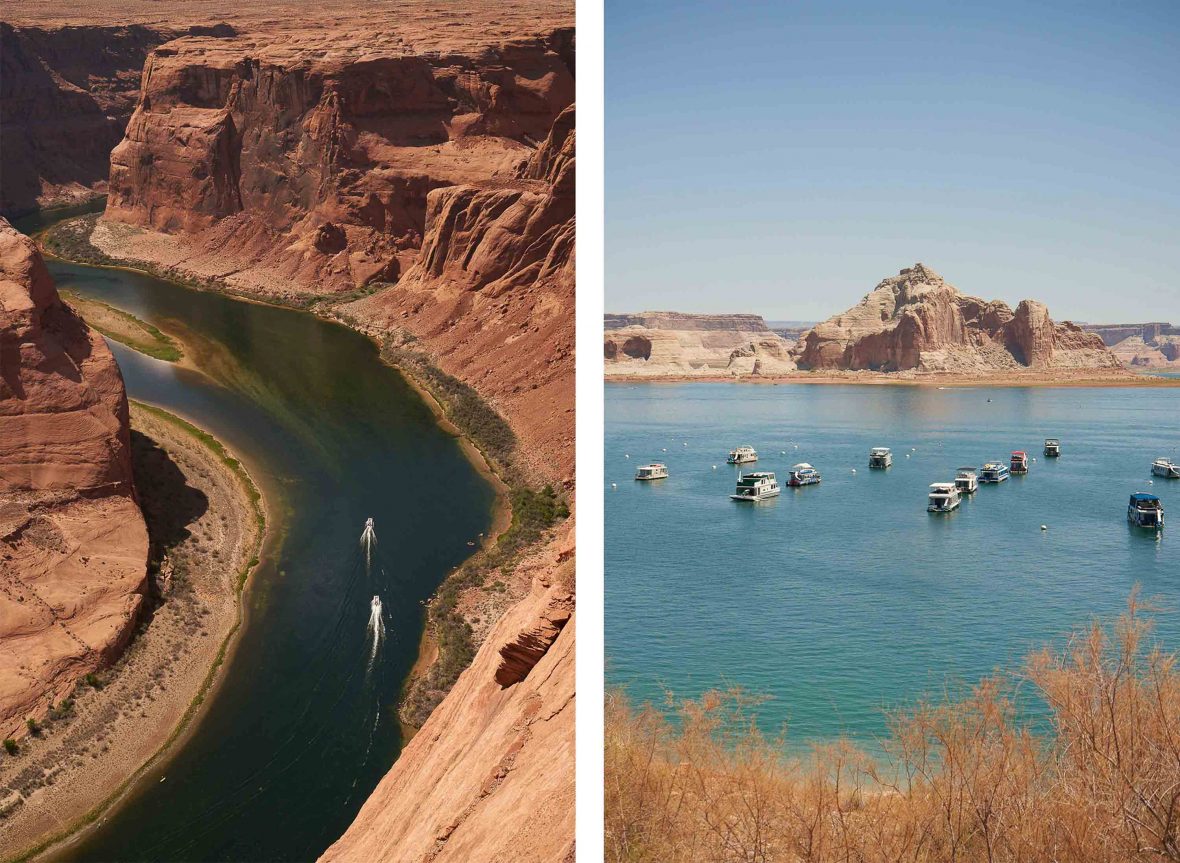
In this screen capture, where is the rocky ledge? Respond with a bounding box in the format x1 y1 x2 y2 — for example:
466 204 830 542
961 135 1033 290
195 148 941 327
0 218 148 740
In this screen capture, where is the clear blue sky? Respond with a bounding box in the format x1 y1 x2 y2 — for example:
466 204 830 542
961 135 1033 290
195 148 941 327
606 0 1180 323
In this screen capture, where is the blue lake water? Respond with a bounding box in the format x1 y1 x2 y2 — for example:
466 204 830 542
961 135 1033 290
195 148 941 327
605 382 1179 745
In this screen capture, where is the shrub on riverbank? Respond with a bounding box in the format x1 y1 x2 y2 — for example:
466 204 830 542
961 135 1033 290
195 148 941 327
606 599 1180 863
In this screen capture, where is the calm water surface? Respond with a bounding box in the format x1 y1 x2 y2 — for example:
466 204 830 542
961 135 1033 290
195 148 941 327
17 219 494 860
606 382 1179 744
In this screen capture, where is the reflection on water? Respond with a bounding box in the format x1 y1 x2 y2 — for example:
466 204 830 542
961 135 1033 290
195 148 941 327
606 383 1179 747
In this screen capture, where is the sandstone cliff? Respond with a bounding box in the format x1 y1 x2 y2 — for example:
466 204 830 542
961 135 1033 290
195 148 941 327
794 264 1123 373
604 312 797 377
0 218 148 739
1082 322 1180 369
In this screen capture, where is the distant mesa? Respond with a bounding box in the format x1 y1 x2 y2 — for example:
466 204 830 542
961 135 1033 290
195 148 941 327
1080 321 1180 370
603 312 797 377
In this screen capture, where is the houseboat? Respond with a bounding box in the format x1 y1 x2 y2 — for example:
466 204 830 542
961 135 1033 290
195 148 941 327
727 446 758 465
634 463 669 481
786 463 821 486
927 482 961 513
730 471 781 501
1010 451 1029 473
979 461 1010 483
1127 493 1164 529
868 447 893 469
1044 439 1061 457
1151 458 1180 479
954 466 978 494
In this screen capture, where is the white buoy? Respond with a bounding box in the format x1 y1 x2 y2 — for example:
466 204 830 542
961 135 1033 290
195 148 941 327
712 465 717 470
683 442 688 446
851 469 856 474
1041 525 1048 531
625 454 630 459
662 447 667 452
906 454 911 458
781 450 786 455
611 483 617 489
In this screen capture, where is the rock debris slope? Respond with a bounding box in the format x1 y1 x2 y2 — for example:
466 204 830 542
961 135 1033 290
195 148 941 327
0 218 147 739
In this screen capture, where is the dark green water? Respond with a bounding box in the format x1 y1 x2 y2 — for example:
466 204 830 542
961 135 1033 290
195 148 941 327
18 218 494 861
606 382 1180 747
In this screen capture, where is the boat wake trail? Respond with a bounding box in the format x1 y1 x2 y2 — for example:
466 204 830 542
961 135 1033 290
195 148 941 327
367 595 385 666
360 517 377 571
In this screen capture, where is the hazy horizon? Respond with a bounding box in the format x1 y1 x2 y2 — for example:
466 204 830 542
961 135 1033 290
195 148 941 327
607 1 1180 323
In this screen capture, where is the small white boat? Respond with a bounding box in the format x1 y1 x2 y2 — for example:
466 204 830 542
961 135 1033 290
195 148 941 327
727 445 758 465
1044 439 1061 457
928 482 961 513
1010 451 1029 474
868 447 892 469
365 517 374 529
980 461 1010 483
1151 458 1180 479
954 466 978 494
786 463 821 487
371 595 381 609
730 471 781 501
1127 493 1164 529
634 462 669 481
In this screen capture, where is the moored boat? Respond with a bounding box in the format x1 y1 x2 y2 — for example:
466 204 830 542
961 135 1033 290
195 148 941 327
1044 438 1060 457
1127 493 1164 529
980 461 1010 483
927 482 961 513
730 471 781 501
1010 451 1029 473
1151 458 1180 479
868 447 892 468
727 445 758 465
786 463 821 486
635 462 669 481
954 466 978 494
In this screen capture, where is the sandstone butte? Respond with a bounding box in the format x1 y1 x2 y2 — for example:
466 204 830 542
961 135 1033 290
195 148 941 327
3 3 574 858
0 218 148 742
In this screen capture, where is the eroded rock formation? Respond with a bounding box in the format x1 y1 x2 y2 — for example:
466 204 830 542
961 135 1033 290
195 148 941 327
794 264 1123 373
1082 322 1180 369
604 312 797 377
0 218 147 739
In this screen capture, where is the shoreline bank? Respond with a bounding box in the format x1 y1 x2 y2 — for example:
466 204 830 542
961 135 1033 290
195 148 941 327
2 403 267 863
605 370 1180 387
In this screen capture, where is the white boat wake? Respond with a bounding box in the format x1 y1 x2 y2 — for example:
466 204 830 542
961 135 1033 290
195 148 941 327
360 517 376 569
367 595 385 666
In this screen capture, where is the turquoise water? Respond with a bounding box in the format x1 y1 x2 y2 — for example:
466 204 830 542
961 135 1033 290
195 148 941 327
605 382 1179 744
13 216 494 861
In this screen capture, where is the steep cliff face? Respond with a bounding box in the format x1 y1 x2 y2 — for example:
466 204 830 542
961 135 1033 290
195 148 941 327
604 312 797 377
101 26 574 301
321 521 574 863
0 218 148 739
0 22 230 215
794 264 1123 373
1082 322 1180 369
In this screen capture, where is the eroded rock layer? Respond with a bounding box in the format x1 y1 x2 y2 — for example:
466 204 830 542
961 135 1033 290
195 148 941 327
604 312 797 377
1082 322 1180 369
794 264 1123 373
0 218 147 739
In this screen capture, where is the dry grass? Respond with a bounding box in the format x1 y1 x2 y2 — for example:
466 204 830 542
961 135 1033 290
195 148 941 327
606 597 1180 863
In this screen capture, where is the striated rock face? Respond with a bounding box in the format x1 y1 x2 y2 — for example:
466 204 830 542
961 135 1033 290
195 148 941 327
0 22 229 215
794 264 1123 373
0 218 148 739
1082 322 1180 369
604 312 797 377
321 521 574 863
102 24 574 301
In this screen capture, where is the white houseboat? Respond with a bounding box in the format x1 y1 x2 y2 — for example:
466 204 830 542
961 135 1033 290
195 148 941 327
868 447 892 468
954 466 978 494
928 483 961 513
634 463 669 481
1044 438 1061 457
1151 458 1180 479
980 461 1010 483
1127 493 1164 529
1010 451 1029 473
727 446 758 465
786 463 821 486
730 471 781 501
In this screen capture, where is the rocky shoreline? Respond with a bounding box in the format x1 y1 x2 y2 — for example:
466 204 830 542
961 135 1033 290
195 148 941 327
0 402 265 863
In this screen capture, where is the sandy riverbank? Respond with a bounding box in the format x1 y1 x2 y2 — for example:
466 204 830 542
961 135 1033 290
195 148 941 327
0 404 265 863
606 369 1180 387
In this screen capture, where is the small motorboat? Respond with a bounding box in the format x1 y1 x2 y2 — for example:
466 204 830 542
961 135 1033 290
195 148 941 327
730 471 781 501
868 447 892 469
980 461 1010 483
1127 493 1164 529
954 467 978 494
786 463 821 486
727 446 758 465
1151 458 1180 479
634 463 669 481
1010 451 1029 474
371 595 381 609
1044 439 1061 457
927 482 961 513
